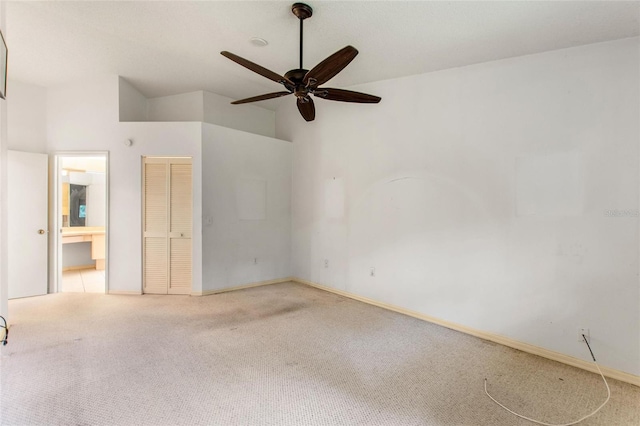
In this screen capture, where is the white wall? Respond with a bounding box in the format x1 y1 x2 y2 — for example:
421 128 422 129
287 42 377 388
47 75 120 144
147 91 203 122
47 75 204 294
139 89 277 138
203 91 275 139
7 80 47 152
0 1 7 318
118 77 147 122
201 124 291 291
276 38 640 376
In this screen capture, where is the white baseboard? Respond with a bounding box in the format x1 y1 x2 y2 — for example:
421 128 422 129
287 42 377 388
192 277 293 296
293 277 640 388
108 290 142 295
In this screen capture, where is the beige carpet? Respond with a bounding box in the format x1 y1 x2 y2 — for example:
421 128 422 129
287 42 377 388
1 282 638 425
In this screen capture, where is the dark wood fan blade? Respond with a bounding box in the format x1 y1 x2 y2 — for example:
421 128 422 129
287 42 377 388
314 88 381 103
303 46 358 88
221 51 293 86
296 97 316 122
231 91 292 105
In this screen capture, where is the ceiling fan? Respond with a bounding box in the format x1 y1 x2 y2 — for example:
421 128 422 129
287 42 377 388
221 2 381 122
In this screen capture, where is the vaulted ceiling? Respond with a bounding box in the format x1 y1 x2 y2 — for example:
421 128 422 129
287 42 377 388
6 1 640 110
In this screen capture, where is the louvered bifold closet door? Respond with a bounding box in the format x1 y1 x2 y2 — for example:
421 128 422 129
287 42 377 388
168 160 192 295
143 159 169 294
142 157 192 295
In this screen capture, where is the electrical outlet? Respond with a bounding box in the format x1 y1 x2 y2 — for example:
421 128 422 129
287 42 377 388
324 259 329 268
370 267 375 277
578 328 590 343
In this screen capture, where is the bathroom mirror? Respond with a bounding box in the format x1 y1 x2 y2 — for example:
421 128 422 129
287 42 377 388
61 168 106 228
69 183 86 226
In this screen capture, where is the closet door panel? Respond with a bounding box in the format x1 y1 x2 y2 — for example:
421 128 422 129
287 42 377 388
168 161 192 294
144 237 168 294
144 162 168 234
170 162 192 237
168 238 192 294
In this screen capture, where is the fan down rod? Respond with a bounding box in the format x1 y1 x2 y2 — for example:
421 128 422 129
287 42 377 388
300 16 303 69
291 3 313 69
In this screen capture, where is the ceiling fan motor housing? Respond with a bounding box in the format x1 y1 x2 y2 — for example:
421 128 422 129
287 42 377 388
284 68 311 98
291 3 313 20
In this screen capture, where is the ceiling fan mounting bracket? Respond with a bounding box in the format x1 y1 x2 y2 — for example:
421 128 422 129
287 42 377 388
291 3 313 20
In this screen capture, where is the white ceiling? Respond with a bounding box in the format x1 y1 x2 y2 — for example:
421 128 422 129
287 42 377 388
6 1 640 110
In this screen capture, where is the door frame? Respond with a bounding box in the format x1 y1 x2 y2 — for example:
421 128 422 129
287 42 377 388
52 151 110 294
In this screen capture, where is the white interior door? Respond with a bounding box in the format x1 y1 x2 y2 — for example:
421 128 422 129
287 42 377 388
8 151 49 299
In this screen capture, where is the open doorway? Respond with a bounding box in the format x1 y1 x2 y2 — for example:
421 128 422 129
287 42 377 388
54 153 108 293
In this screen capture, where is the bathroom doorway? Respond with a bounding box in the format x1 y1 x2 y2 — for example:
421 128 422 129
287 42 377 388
54 153 109 293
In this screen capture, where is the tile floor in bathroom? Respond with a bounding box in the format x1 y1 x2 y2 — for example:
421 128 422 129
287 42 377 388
61 268 105 293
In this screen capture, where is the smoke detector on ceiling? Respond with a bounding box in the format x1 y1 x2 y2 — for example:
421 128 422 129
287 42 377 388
250 37 269 47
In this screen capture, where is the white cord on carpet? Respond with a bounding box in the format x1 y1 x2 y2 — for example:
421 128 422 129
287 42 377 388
484 337 611 426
